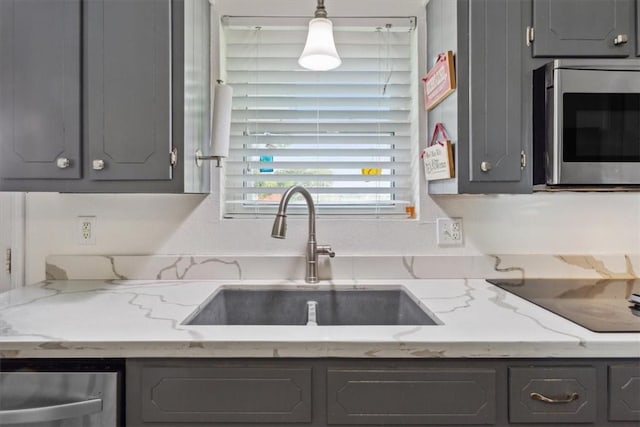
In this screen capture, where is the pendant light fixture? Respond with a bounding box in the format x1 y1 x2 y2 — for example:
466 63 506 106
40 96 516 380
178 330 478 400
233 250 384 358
298 0 341 71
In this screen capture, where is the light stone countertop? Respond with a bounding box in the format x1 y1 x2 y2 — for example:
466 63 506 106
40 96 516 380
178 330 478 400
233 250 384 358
1 278 638 359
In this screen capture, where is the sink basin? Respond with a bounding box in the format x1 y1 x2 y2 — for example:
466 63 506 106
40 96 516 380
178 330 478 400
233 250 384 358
184 287 439 326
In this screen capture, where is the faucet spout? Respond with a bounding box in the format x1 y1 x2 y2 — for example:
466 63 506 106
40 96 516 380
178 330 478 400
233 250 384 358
270 185 334 283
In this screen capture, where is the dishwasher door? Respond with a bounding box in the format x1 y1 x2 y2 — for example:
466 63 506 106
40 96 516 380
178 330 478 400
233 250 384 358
0 372 118 427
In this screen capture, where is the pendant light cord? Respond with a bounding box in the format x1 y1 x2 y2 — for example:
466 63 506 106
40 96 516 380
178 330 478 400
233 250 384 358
314 0 328 18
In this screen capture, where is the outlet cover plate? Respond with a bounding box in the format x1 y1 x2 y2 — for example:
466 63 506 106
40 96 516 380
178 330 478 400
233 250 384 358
77 216 96 245
437 217 463 247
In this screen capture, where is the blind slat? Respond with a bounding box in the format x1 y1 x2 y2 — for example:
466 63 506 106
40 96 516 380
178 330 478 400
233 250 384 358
231 136 409 145
232 97 411 110
231 123 412 134
232 84 411 98
226 174 411 183
225 161 410 169
227 44 411 59
231 110 410 123
230 148 410 156
227 58 411 72
227 71 411 85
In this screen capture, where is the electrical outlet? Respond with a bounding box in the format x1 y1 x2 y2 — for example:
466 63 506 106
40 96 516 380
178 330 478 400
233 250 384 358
437 217 463 246
77 216 96 245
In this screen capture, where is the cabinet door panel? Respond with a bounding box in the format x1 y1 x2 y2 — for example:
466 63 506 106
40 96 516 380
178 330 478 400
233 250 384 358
140 366 312 423
86 0 172 181
637 2 640 57
609 364 640 421
533 0 633 57
0 0 81 179
327 368 496 425
468 0 523 183
509 366 597 423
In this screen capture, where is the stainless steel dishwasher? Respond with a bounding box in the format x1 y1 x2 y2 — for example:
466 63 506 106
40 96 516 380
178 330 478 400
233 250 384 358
0 360 122 426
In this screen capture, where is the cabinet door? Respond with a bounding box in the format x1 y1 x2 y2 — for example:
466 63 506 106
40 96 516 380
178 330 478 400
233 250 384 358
139 366 312 424
468 0 523 184
86 0 173 181
637 2 640 57
609 364 640 421
532 0 633 57
509 366 597 424
0 0 81 179
327 368 496 424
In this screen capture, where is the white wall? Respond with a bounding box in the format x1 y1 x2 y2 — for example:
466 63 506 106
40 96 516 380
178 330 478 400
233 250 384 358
23 191 640 284
18 0 640 283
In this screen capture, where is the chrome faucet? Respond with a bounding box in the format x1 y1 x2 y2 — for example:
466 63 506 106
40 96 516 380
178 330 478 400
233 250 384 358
271 185 335 283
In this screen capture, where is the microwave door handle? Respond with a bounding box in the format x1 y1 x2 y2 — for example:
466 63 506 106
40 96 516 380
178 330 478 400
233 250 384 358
0 398 102 424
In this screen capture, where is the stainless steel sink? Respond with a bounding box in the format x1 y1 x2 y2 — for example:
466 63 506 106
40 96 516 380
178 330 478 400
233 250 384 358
183 287 439 326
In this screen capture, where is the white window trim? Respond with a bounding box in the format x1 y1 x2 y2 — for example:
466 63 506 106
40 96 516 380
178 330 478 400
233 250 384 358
210 0 428 222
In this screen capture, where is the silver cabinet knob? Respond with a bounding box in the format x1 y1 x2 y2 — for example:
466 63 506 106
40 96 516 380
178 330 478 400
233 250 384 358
614 34 628 46
92 159 105 170
480 161 492 172
56 158 70 169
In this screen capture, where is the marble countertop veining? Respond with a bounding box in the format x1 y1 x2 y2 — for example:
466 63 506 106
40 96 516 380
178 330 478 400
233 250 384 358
0 278 638 359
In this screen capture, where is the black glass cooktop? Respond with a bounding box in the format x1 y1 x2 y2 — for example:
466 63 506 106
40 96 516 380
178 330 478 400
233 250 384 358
488 278 640 333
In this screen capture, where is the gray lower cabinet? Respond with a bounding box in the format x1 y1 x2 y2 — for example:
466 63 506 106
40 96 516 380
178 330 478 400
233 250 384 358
140 366 312 423
426 0 530 195
126 358 640 426
531 0 634 58
509 367 597 424
327 368 496 425
0 0 211 193
609 364 640 421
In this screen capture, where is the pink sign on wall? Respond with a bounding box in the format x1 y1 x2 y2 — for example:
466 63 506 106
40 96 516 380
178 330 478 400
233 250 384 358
422 50 456 111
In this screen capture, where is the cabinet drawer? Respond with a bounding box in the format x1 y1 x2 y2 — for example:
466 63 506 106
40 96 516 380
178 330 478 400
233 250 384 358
609 364 640 421
509 367 596 423
327 368 496 425
140 366 311 423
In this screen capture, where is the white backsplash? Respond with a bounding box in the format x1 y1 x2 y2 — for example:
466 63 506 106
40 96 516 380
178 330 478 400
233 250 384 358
44 254 639 281
23 191 640 284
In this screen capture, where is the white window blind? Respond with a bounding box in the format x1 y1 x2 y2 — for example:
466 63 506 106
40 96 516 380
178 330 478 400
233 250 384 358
221 16 418 218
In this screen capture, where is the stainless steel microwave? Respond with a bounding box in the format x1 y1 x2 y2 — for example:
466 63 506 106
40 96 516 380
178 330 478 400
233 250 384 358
533 59 640 185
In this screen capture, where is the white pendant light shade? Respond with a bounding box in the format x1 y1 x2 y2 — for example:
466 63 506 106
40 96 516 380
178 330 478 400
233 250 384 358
298 18 341 71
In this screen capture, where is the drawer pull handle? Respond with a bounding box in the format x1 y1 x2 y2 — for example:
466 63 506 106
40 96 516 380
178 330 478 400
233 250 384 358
530 392 579 404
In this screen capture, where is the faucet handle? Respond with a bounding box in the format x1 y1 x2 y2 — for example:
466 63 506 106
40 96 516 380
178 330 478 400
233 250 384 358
317 245 335 258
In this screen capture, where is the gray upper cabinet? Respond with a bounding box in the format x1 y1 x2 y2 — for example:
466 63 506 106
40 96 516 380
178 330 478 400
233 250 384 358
0 0 211 193
0 0 81 180
427 0 530 194
531 0 634 57
468 0 524 185
637 1 640 57
86 0 172 182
